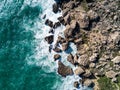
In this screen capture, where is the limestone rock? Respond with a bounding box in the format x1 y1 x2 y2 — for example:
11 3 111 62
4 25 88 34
87 10 99 21
84 79 93 87
58 61 73 77
89 53 98 62
74 67 85 75
78 12 89 29
78 54 89 67
105 70 117 79
111 56 120 64
83 70 92 78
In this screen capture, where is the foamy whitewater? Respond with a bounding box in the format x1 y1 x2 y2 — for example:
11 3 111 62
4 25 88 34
27 0 93 90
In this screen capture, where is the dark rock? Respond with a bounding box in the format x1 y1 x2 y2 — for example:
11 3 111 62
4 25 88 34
53 22 61 28
45 19 53 27
64 14 71 25
74 81 79 88
58 16 65 24
62 42 68 51
45 35 54 44
67 54 74 64
52 3 59 13
58 61 73 77
54 54 61 61
53 47 62 53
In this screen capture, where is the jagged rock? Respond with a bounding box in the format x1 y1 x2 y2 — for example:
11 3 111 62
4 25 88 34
58 61 73 77
105 70 117 79
45 35 54 44
64 20 79 38
74 67 85 75
54 54 61 61
89 63 96 68
83 70 92 78
87 10 99 21
65 1 75 9
89 53 99 62
74 38 83 44
112 77 118 83
111 56 120 64
45 19 53 27
64 14 71 24
84 79 93 87
52 3 59 13
58 16 65 24
74 54 78 63
62 42 68 51
78 54 89 67
53 47 62 52
74 81 79 88
62 8 69 17
67 54 74 64
77 12 89 29
53 22 61 28
57 36 65 44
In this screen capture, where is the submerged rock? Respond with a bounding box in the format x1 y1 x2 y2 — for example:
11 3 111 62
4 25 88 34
58 61 73 77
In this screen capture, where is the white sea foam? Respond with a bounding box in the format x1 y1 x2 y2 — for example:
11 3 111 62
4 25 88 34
27 0 93 90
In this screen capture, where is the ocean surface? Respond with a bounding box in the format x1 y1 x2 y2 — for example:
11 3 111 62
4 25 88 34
0 0 92 90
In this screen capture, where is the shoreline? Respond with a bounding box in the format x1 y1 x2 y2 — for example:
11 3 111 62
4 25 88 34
43 0 120 90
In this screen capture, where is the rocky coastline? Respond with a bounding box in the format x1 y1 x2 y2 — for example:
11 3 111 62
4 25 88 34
44 0 120 90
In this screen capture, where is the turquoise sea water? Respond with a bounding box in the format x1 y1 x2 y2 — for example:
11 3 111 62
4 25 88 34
0 0 62 90
0 0 93 90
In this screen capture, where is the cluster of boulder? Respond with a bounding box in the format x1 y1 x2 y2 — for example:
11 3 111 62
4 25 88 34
44 0 120 89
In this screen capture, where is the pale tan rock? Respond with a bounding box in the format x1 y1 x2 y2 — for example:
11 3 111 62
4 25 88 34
74 67 85 75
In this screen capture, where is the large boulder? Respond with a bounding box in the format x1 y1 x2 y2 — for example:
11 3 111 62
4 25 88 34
52 3 59 13
89 53 99 62
45 19 53 27
45 35 54 44
111 56 120 64
58 61 73 77
84 79 94 87
77 12 89 29
78 54 89 67
87 10 99 21
105 70 117 79
67 54 74 64
74 67 85 75
64 20 79 38
83 70 92 78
